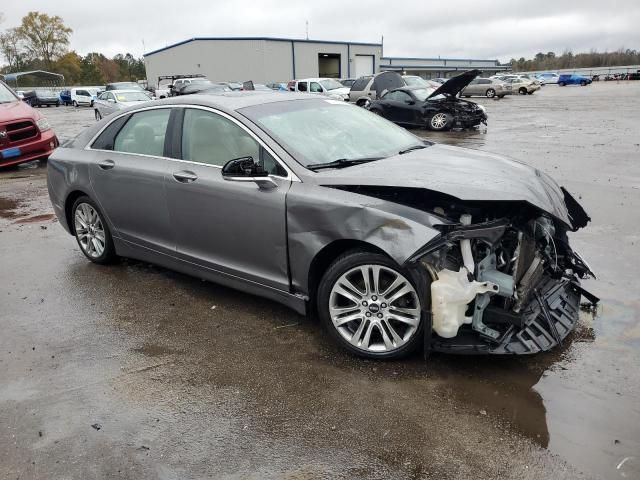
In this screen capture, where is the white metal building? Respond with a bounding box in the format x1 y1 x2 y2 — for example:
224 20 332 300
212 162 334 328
144 37 382 87
379 57 509 79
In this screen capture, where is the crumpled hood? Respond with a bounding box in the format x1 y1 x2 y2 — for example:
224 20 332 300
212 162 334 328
313 143 576 227
428 69 481 99
327 87 350 96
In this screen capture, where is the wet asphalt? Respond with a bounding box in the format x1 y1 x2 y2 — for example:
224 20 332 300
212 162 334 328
1 82 639 479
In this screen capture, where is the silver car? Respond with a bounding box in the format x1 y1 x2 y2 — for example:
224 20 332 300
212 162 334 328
93 90 152 120
47 92 596 359
506 77 541 95
461 78 512 98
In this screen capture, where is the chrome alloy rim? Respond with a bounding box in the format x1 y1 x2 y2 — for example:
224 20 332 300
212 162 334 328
329 265 421 353
74 203 106 258
431 113 447 129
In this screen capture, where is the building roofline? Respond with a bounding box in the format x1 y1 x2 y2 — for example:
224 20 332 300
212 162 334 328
144 37 382 57
381 64 510 71
382 56 500 63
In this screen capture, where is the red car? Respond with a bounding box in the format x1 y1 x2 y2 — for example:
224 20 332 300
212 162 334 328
0 81 59 168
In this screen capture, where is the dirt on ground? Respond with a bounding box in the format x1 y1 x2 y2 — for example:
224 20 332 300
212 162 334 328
1 82 639 479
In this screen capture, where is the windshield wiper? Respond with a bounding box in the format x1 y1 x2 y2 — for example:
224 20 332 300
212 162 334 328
399 144 428 155
306 157 383 171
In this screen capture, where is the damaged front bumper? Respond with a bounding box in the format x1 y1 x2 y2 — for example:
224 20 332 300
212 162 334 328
407 212 598 355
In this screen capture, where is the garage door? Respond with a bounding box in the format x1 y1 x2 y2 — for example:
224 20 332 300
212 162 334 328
355 55 374 78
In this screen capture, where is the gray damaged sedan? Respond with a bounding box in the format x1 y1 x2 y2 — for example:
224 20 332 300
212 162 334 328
47 92 597 359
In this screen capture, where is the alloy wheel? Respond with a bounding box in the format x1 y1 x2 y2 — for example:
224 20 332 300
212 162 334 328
328 264 421 354
430 112 448 129
74 203 106 259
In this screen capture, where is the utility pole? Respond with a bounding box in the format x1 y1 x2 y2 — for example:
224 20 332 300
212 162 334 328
305 20 309 40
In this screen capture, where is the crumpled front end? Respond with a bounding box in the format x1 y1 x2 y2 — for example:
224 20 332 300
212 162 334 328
407 206 597 355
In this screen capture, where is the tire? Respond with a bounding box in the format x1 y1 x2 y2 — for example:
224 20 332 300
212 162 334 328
317 250 425 359
527 91 533 95
72 100 78 107
485 88 496 98
56 101 60 107
559 82 566 87
580 80 586 86
95 109 102 121
498 95 505 98
427 111 452 131
519 87 527 95
71 196 116 264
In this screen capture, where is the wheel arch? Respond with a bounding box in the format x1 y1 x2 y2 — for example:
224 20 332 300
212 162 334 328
64 189 92 235
307 240 389 305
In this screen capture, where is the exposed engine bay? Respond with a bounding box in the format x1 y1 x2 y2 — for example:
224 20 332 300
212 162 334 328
408 203 598 354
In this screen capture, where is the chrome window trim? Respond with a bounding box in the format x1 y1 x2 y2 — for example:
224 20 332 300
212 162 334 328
85 104 300 182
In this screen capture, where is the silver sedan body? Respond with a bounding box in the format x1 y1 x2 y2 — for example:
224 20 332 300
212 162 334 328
47 92 594 358
94 90 152 119
461 78 512 98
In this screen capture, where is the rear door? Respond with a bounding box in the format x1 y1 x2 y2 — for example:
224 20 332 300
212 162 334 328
164 107 291 290
88 107 175 254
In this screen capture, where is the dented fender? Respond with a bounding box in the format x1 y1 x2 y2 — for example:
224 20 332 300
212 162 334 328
286 183 446 295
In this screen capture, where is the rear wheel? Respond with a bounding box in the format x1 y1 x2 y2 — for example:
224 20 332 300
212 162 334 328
559 82 566 86
428 112 451 131
519 87 527 95
95 109 102 121
72 100 78 107
72 196 115 264
485 88 496 98
317 251 424 359
580 80 587 86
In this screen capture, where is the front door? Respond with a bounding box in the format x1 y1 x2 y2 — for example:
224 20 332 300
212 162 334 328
89 107 175 254
165 107 291 291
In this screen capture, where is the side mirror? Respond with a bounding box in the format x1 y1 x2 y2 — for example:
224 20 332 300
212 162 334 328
405 99 416 105
107 98 115 103
222 156 277 189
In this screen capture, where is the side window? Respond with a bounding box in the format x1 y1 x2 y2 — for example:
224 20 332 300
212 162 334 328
113 109 171 157
98 93 107 100
107 93 115 101
310 82 323 93
469 79 479 85
395 91 412 102
383 91 399 101
351 77 370 91
91 115 131 150
181 109 260 167
478 79 491 85
297 82 308 92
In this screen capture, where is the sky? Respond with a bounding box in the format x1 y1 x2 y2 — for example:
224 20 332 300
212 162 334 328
1 0 638 62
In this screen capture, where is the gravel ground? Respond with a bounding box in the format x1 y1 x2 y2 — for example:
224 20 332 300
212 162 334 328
1 82 639 479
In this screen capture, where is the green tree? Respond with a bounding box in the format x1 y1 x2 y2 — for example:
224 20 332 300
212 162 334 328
16 11 72 69
54 51 82 84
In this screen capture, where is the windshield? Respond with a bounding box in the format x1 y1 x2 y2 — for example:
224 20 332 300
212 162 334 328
319 79 344 91
115 82 143 90
411 88 437 101
404 76 428 87
114 91 150 102
0 83 19 102
241 99 425 168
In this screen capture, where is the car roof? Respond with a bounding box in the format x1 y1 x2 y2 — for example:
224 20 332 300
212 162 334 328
152 91 325 110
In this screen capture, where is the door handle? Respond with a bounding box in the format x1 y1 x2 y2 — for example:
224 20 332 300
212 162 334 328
173 170 198 183
98 159 115 170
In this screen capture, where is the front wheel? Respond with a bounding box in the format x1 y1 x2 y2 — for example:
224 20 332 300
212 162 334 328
72 100 78 107
428 112 451 131
317 251 424 359
485 88 496 98
72 196 116 264
580 80 587 86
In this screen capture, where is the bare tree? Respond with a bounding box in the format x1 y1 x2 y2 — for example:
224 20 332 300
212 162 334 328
0 28 23 71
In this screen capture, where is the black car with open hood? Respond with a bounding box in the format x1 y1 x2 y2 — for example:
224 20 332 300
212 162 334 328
368 69 486 131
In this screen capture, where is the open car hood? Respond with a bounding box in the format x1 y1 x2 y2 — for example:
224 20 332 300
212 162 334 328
427 69 481 99
314 144 589 230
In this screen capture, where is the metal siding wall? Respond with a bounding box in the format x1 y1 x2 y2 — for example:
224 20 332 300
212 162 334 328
293 42 348 78
144 39 294 85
